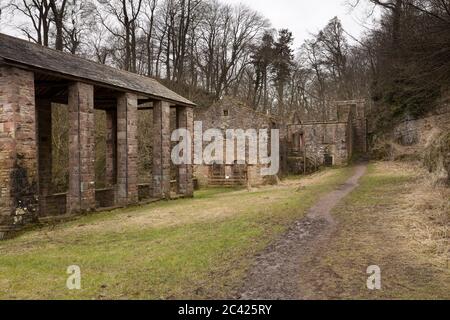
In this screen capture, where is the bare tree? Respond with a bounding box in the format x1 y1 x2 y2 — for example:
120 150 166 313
97 0 143 72
63 0 96 54
141 0 158 76
49 0 68 50
5 0 52 46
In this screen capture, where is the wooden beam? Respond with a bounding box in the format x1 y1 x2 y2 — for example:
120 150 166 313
2 59 196 108
138 99 155 105
35 81 69 87
36 87 68 103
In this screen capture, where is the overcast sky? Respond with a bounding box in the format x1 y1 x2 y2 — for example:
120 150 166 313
0 0 380 48
222 0 379 47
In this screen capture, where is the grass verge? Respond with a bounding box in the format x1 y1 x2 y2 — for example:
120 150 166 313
297 161 449 300
0 167 353 299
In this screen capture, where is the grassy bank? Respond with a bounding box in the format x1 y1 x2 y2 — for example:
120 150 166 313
297 162 450 300
0 167 353 300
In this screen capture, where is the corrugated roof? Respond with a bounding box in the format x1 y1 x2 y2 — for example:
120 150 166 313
0 33 195 106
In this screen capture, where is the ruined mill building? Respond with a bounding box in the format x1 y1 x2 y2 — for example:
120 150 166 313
194 97 279 187
0 34 195 239
286 100 368 173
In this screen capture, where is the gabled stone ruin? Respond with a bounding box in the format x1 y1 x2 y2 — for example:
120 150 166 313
194 97 279 187
286 100 368 173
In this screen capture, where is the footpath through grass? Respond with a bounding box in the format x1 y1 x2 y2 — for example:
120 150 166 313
297 161 450 300
0 167 353 300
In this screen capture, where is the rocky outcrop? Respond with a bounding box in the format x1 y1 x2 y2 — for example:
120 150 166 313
370 94 450 185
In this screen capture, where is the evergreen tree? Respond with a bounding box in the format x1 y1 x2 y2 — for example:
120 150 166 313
272 29 294 115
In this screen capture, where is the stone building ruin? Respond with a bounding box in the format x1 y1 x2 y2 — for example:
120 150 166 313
194 97 279 187
286 100 368 173
0 34 195 238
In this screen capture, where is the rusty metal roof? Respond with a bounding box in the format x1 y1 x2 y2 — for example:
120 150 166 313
0 33 195 107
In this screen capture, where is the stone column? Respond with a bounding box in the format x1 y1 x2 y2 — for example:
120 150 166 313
68 82 95 214
153 100 171 199
37 99 52 217
176 106 194 197
0 66 38 238
105 109 117 187
116 93 138 205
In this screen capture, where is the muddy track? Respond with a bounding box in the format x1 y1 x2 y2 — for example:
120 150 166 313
238 164 368 300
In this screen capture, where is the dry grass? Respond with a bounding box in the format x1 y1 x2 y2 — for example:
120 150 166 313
0 167 353 300
402 179 449 261
297 161 449 300
3 170 340 253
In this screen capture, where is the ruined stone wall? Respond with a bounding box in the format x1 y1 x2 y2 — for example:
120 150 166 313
194 165 209 187
42 194 67 216
95 188 116 208
393 109 450 147
194 98 273 132
0 66 38 236
194 97 276 187
286 99 367 172
247 165 266 186
288 121 350 166
392 101 450 184
370 91 450 184
334 100 367 154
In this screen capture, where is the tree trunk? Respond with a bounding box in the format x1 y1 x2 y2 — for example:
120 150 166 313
55 20 63 51
392 0 403 47
131 22 137 73
49 0 67 51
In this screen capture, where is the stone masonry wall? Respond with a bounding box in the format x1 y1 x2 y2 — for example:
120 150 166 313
288 121 350 166
391 101 450 184
0 66 38 236
194 97 276 187
153 100 171 198
286 99 366 169
68 82 96 213
392 100 450 147
116 93 138 205
335 100 367 154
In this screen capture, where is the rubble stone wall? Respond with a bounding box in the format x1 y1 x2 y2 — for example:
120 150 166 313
194 97 277 187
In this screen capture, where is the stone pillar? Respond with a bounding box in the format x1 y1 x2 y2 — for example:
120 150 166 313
68 82 95 214
105 109 117 187
37 99 52 217
0 66 38 238
176 106 194 197
153 100 171 199
116 93 138 205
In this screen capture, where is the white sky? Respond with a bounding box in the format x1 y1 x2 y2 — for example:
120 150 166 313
0 0 380 48
222 0 380 48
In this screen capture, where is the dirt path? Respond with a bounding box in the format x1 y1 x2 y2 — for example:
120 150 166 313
238 164 368 300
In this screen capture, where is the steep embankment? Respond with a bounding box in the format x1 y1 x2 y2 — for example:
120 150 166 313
370 98 450 185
